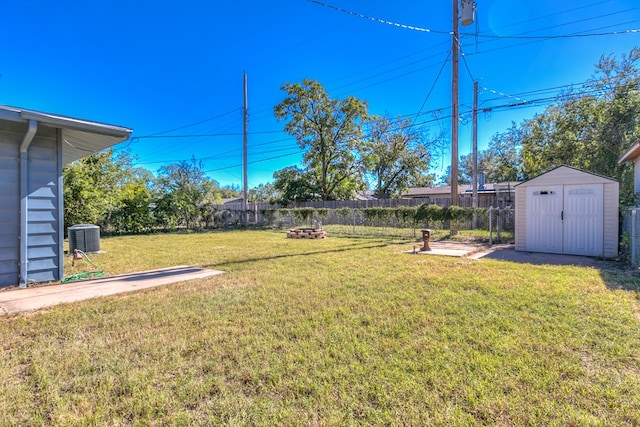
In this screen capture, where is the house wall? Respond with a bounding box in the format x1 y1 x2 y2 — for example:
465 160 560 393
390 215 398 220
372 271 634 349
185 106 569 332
635 160 640 196
602 180 619 258
0 123 62 287
0 128 20 286
26 128 63 283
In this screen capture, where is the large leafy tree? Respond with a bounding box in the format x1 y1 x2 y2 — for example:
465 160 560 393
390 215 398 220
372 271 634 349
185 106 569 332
63 149 126 228
272 166 315 205
518 48 640 202
154 158 222 229
63 149 157 233
274 79 368 201
362 115 433 198
460 122 523 184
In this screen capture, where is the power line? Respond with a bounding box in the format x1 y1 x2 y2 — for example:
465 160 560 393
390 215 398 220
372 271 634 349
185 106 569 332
144 108 242 137
413 51 451 126
308 0 639 41
307 0 450 35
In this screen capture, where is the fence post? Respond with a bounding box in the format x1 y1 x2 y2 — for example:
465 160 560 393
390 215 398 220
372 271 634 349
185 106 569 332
489 206 493 246
632 208 637 266
496 207 502 243
352 209 356 235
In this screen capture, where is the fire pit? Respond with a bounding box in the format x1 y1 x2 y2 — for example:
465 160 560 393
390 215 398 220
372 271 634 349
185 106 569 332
287 228 326 239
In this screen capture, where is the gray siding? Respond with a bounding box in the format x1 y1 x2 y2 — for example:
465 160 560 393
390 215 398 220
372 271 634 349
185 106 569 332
25 132 61 284
623 208 640 266
0 131 20 286
0 126 62 287
602 181 619 258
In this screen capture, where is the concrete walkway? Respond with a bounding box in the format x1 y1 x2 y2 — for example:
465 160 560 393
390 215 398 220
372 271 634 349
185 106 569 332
409 242 616 268
0 265 223 315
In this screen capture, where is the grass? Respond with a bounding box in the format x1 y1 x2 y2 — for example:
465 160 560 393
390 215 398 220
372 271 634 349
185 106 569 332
321 224 515 243
1 230 639 425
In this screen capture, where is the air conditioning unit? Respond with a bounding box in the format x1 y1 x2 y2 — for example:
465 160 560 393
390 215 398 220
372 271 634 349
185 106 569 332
68 224 101 253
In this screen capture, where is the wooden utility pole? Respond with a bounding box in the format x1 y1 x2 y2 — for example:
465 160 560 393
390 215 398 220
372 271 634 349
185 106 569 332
472 80 478 229
451 0 459 207
243 72 248 227
472 80 478 209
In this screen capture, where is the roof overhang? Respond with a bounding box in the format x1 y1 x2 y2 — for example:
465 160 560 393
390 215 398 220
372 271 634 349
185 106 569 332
619 142 640 164
0 105 132 164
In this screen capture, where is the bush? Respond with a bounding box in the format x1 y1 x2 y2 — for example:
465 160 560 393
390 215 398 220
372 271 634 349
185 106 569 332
394 206 417 227
336 207 352 220
291 207 316 223
415 204 443 227
444 205 472 221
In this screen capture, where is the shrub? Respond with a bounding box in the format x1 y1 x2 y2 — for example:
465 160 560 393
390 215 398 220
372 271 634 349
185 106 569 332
394 206 417 227
415 204 443 227
291 207 316 224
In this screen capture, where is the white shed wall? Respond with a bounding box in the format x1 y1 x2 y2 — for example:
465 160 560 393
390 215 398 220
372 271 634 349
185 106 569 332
515 166 619 258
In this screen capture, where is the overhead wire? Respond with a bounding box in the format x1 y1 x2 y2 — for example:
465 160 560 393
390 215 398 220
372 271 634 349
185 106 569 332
125 1 638 185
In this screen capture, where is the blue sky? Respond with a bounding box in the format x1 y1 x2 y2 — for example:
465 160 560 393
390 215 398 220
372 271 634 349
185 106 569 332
1 0 638 188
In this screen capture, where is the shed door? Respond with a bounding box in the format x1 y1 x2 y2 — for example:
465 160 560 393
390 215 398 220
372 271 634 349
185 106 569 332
526 185 564 253
526 184 604 256
563 184 603 256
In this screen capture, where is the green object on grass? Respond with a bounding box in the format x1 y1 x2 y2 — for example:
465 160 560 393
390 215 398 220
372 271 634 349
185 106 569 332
61 249 105 283
61 270 105 283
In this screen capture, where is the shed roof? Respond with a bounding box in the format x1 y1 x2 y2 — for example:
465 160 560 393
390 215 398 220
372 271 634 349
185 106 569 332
516 165 617 187
0 105 132 164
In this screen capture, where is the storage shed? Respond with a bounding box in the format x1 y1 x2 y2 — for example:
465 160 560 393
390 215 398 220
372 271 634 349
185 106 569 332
0 105 132 287
515 165 618 258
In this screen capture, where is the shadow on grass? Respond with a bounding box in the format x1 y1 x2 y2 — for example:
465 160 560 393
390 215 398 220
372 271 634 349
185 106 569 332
479 245 640 293
204 238 408 269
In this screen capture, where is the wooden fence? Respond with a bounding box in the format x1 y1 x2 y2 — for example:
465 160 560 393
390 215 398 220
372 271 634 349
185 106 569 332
213 199 515 233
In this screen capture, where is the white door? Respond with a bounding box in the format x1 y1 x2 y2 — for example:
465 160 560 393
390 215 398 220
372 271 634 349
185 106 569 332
563 184 603 256
526 185 564 254
526 184 604 256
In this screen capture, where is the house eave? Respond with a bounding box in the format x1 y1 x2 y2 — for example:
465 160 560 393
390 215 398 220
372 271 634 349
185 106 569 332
619 142 640 164
0 105 133 165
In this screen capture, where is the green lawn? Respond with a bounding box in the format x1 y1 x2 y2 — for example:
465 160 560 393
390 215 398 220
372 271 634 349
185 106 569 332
1 230 639 425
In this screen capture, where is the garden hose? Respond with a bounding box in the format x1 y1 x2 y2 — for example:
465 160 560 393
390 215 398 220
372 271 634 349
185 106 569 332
61 249 105 283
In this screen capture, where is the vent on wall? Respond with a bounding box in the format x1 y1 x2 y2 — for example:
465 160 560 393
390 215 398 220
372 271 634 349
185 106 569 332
68 224 101 253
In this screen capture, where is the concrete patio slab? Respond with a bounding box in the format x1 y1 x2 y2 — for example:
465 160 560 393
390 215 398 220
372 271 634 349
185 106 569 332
0 265 223 315
405 241 616 269
404 241 484 257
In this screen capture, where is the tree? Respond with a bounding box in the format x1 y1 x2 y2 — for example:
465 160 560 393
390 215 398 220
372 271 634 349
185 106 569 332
274 79 368 201
272 166 316 205
518 75 639 201
154 158 222 229
362 115 433 198
249 183 280 203
108 151 156 233
439 165 468 186
63 149 125 229
484 48 640 203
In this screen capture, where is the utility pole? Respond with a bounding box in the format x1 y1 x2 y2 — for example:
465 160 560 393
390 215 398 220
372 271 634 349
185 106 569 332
451 0 476 207
451 0 459 207
243 72 248 228
472 80 478 210
472 81 479 229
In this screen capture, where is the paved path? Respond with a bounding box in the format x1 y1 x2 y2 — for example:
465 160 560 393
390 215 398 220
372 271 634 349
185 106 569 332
0 265 223 315
410 242 616 268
